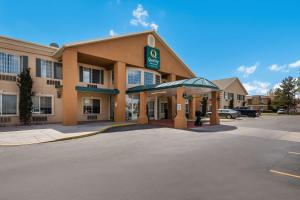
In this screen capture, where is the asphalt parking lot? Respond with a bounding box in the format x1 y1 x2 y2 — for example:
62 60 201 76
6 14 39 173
0 115 299 200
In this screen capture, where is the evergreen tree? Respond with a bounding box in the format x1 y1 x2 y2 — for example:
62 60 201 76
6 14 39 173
273 76 297 114
17 69 33 124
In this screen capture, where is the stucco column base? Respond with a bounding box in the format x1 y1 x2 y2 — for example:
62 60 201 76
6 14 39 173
210 91 220 125
137 92 148 124
174 87 187 129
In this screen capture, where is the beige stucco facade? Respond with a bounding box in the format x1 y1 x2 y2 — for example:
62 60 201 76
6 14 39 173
212 78 248 109
0 31 219 128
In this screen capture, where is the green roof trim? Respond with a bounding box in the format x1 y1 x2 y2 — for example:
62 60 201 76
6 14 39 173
75 86 119 94
126 77 219 94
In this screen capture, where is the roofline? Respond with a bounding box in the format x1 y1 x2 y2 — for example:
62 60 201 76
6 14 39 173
0 35 58 51
53 30 155 58
213 77 248 95
53 30 196 77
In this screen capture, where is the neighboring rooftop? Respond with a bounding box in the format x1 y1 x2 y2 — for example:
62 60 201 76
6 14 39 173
212 77 248 94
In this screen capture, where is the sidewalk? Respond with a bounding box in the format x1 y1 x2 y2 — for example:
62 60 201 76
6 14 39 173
0 122 135 146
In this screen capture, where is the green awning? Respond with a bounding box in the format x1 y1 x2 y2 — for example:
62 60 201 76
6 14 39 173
126 77 219 94
75 86 119 94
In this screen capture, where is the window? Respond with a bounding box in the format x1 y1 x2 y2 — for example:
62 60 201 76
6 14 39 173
83 98 100 114
228 93 234 100
144 72 153 85
83 67 91 83
224 92 228 100
0 94 17 115
0 52 21 74
41 59 53 78
36 58 62 79
32 96 52 114
128 70 141 84
80 67 104 84
54 62 63 79
155 75 161 84
237 94 245 101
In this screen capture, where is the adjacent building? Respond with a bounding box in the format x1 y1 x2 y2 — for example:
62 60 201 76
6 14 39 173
212 77 248 109
0 31 220 128
246 95 273 111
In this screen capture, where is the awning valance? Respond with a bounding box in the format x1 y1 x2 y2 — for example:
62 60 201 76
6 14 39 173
75 86 119 94
126 77 219 94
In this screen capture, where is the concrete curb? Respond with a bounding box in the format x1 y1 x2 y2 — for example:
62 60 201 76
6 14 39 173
0 123 137 147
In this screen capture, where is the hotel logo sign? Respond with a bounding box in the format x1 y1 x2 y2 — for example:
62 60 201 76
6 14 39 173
144 46 160 70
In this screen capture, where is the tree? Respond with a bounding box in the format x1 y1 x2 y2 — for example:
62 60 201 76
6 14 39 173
229 99 234 109
17 68 33 124
273 76 297 114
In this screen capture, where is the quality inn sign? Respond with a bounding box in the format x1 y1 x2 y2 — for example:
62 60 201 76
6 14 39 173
144 46 160 70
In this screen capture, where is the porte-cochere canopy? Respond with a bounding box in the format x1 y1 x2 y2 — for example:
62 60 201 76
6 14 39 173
126 77 219 94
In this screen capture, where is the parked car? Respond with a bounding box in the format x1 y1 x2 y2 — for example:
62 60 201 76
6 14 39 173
207 109 240 119
277 109 286 114
234 107 259 117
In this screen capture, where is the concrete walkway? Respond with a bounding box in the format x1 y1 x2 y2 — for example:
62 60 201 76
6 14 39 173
0 122 135 146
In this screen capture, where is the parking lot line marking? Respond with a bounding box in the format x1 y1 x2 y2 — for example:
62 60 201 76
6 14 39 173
288 151 300 155
270 170 300 180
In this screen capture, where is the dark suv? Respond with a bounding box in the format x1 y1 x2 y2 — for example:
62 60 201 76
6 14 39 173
234 107 259 117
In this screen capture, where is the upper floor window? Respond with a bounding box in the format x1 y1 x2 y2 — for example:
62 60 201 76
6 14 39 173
155 75 161 84
36 58 62 80
128 70 141 85
0 94 17 116
144 72 153 85
0 52 20 74
79 66 104 84
237 94 245 101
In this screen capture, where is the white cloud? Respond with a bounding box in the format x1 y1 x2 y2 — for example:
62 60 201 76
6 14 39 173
243 81 271 95
130 4 159 31
237 64 258 77
109 29 117 36
288 59 300 68
268 64 288 72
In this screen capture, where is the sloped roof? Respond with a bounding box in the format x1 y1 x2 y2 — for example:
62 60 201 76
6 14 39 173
53 30 195 77
127 77 219 94
212 77 248 94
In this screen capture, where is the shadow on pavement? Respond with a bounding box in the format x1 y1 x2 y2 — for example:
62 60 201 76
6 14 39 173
103 124 165 133
189 124 238 132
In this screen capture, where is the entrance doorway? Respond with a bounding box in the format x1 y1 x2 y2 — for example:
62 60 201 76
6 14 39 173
160 102 168 119
147 100 155 119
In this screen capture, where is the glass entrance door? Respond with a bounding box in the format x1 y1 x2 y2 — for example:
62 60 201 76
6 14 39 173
147 101 155 119
160 102 168 119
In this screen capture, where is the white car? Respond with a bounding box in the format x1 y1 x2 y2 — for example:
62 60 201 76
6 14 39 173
277 109 286 114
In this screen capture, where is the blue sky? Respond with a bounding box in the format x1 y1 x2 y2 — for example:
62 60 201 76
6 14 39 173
1 0 300 94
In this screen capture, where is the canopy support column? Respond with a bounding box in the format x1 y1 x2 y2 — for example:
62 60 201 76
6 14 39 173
210 91 220 125
138 92 148 124
189 97 196 120
174 87 187 129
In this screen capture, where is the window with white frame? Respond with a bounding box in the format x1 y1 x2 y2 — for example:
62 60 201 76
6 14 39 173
0 94 17 115
36 58 62 80
83 98 100 114
127 70 141 85
144 72 154 85
41 59 53 78
79 66 104 84
32 96 52 114
0 52 21 74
